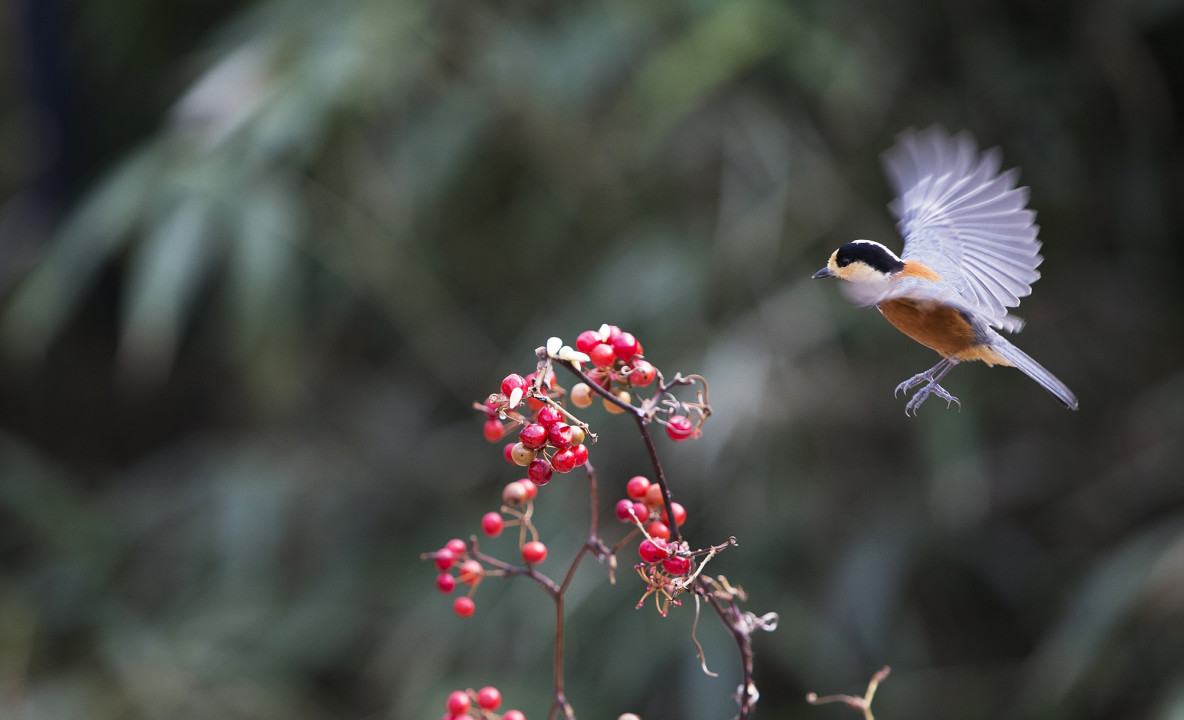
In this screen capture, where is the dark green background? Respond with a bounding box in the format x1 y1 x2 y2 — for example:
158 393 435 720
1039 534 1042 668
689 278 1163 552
1 0 1182 718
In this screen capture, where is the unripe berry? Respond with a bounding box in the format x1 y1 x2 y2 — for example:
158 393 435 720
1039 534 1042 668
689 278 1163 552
570 383 594 408
453 596 476 617
647 521 670 541
576 330 602 353
483 419 505 443
501 373 527 397
510 442 536 466
528 458 553 486
612 331 640 361
569 426 586 446
570 443 589 466
547 422 574 449
550 448 577 473
503 481 528 506
482 511 504 537
447 690 471 716
535 405 563 429
638 538 669 564
589 343 616 368
476 687 502 711
662 555 691 576
459 559 483 584
436 573 456 593
643 483 664 508
626 475 651 500
522 540 548 564
629 359 656 387
666 415 695 441
604 390 631 414
519 423 548 450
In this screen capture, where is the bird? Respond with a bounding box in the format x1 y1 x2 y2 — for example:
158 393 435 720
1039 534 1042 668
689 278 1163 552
812 127 1078 416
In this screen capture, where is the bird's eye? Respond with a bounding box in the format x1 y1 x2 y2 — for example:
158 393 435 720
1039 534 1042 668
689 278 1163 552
837 257 850 267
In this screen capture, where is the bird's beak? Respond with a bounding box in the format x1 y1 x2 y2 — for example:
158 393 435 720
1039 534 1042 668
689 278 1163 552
812 267 834 279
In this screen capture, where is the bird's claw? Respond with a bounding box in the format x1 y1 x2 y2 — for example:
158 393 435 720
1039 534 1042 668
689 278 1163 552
894 372 933 398
902 381 961 416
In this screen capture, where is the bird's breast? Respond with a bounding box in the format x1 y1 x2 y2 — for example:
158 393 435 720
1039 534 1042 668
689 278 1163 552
878 299 978 357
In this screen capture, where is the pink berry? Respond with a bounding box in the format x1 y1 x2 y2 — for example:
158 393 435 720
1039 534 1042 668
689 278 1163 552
633 501 650 521
519 423 548 450
458 559 483 584
663 555 691 576
434 549 457 572
453 596 476 617
476 687 502 711
615 498 636 522
501 373 527 397
447 690 471 716
482 511 504 537
445 538 467 555
550 448 577 473
612 331 640 361
638 538 669 564
629 359 656 387
528 457 553 486
570 443 588 466
666 415 695 441
547 422 573 449
575 330 602 353
483 419 505 443
503 711 526 720
535 405 563 428
647 520 670 541
589 343 616 368
626 476 651 500
436 573 456 594
522 541 548 564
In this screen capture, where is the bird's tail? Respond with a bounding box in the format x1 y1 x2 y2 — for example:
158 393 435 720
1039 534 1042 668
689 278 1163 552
991 338 1078 410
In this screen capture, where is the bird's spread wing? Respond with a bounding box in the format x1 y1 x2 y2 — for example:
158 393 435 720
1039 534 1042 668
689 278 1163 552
881 126 1042 331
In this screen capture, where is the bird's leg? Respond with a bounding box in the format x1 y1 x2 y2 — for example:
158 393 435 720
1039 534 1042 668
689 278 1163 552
897 357 960 416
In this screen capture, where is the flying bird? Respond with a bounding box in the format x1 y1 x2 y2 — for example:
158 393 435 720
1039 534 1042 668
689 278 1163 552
813 127 1078 415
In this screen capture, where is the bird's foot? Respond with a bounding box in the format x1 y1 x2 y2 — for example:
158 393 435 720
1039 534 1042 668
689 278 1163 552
903 381 961 417
894 370 935 398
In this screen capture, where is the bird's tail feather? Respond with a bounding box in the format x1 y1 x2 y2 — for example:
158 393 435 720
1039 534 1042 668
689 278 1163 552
991 339 1078 410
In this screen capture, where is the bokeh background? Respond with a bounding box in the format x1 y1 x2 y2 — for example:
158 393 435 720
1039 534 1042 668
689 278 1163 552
1 0 1183 718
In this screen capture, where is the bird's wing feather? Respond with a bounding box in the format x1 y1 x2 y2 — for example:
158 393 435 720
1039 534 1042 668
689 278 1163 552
882 127 1042 330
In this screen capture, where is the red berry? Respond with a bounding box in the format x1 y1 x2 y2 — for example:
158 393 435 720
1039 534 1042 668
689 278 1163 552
434 549 457 572
576 330 602 353
638 538 669 564
453 596 476 617
612 331 640 361
569 443 589 466
482 511 504 537
503 711 526 720
633 501 650 521
615 498 636 522
483 419 505 443
445 538 467 555
666 415 695 441
547 422 574 449
603 324 622 343
626 475 651 500
476 687 502 711
528 457 553 486
503 443 517 464
520 479 539 500
647 520 670 540
663 555 691 575
535 405 563 428
522 541 548 564
629 359 656 387
501 373 527 397
447 690 471 716
589 343 616 368
662 502 687 527
459 559 483 584
436 573 456 593
550 448 577 473
519 423 548 450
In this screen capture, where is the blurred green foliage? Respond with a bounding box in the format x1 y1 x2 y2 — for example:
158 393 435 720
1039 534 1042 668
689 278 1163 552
1 0 1183 718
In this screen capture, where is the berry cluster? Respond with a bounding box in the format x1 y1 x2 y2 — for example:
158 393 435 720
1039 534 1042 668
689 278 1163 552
482 368 591 482
442 686 523 720
613 475 686 542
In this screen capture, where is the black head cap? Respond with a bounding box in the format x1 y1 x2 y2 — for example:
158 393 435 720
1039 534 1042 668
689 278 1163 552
834 241 904 274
